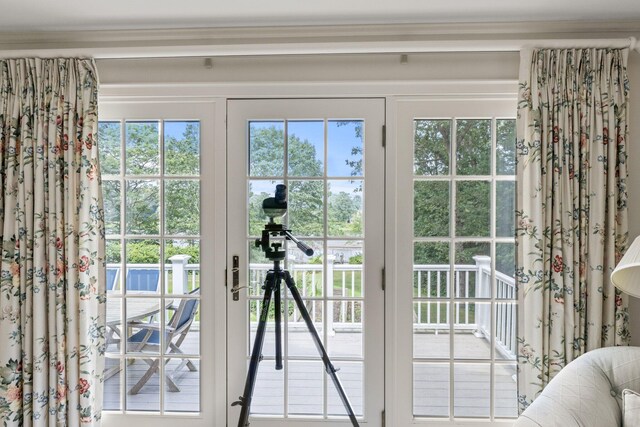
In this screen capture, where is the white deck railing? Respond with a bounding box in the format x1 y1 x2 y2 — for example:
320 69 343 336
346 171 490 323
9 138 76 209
413 256 516 358
108 255 516 358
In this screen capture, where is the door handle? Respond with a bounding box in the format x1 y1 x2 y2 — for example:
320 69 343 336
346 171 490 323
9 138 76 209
230 255 246 301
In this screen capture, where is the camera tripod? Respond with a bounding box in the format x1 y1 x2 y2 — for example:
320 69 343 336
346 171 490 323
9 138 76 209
233 218 360 427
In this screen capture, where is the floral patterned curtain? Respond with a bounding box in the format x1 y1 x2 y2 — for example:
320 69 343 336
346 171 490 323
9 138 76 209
516 47 630 412
0 59 105 426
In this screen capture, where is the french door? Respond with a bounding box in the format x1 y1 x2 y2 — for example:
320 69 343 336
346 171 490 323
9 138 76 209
98 99 224 427
392 97 518 426
227 99 385 426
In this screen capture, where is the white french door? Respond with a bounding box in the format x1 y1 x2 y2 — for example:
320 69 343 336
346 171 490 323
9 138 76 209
98 99 225 427
392 97 518 426
227 99 385 426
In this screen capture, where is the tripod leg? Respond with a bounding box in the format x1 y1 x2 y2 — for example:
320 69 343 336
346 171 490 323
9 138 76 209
283 271 360 427
274 277 283 370
234 271 276 427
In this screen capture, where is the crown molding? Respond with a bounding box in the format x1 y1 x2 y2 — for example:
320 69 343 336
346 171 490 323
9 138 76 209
1 20 639 58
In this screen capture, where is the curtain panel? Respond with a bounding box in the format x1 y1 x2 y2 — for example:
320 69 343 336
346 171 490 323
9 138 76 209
0 59 105 426
516 48 630 412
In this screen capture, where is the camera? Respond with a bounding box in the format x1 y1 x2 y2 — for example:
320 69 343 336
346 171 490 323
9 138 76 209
262 184 287 219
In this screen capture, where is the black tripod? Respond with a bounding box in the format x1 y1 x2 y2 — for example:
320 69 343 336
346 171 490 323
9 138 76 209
233 185 360 427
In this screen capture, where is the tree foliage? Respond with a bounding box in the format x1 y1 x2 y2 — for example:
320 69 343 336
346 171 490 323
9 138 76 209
99 121 201 264
99 117 516 278
413 119 516 276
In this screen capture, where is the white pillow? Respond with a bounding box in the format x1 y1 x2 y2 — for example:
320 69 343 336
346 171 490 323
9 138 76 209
623 389 640 427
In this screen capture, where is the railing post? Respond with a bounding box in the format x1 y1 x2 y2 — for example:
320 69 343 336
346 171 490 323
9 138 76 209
327 255 335 336
169 254 191 294
473 255 491 338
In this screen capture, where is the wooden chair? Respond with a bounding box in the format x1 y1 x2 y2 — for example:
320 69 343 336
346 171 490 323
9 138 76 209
127 288 200 394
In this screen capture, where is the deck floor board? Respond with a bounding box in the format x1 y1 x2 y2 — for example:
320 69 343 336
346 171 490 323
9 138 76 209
104 330 517 418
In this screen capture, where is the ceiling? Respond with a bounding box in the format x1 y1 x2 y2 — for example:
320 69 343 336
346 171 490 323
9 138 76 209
3 0 640 32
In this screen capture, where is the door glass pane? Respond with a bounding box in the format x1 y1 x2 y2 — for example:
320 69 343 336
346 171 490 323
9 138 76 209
328 180 363 237
288 120 324 177
165 302 200 356
496 181 515 237
454 302 491 359
126 121 159 175
251 365 284 416
327 120 363 177
126 239 160 294
99 121 121 175
327 239 364 358
496 119 516 175
104 180 121 234
165 239 200 295
106 239 122 294
164 358 200 412
414 363 449 417
126 180 160 235
454 242 490 298
125 298 161 354
414 119 450 176
454 363 490 417
288 180 324 237
248 180 283 237
329 301 363 358
249 121 284 177
495 363 518 418
126 357 160 411
414 181 450 237
165 180 200 235
495 302 517 360
456 119 491 175
288 300 323 357
103 357 122 410
164 121 200 175
327 361 363 416
289 240 324 298
456 181 490 237
496 242 516 299
288 361 324 415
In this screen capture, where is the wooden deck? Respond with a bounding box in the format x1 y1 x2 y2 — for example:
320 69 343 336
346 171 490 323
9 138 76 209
104 329 517 418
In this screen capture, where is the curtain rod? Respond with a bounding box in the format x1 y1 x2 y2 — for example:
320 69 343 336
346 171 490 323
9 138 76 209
0 37 637 59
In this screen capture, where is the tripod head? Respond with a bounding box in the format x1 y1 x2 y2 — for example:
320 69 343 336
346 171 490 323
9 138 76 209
255 185 314 261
